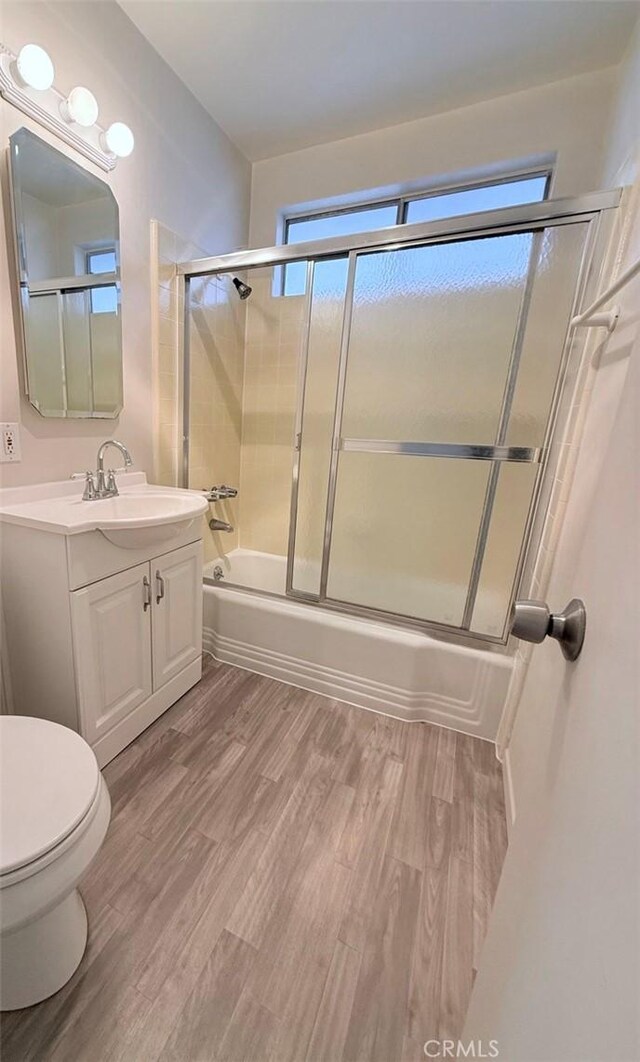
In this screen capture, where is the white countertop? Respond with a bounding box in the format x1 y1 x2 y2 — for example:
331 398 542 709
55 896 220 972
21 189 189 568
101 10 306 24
0 473 209 536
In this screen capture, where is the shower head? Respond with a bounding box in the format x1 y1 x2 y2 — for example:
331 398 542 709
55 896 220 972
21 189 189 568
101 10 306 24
232 276 252 300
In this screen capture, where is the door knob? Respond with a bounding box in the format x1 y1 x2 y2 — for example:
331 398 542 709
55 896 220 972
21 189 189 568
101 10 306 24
510 598 586 661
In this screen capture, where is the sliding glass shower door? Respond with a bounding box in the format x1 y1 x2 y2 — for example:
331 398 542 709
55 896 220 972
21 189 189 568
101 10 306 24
288 215 593 640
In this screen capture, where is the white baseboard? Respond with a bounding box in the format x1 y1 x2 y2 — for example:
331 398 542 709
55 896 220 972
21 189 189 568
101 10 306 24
502 746 516 837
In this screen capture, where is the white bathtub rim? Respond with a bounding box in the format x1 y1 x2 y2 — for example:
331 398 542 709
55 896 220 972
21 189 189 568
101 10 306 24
203 578 512 661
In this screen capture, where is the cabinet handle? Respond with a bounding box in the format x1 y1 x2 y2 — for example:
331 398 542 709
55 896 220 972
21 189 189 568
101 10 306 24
143 575 151 611
155 570 165 604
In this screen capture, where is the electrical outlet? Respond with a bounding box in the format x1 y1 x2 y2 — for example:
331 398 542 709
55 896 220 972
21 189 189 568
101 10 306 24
1 423 21 463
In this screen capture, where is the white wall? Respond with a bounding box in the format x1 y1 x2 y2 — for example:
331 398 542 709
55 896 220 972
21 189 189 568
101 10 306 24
249 68 615 247
464 25 640 1060
0 0 250 487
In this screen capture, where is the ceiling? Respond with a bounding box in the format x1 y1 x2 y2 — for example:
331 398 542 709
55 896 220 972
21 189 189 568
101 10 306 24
119 0 638 161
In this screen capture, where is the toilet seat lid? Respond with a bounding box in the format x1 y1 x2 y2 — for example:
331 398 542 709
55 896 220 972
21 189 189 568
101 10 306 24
0 716 100 875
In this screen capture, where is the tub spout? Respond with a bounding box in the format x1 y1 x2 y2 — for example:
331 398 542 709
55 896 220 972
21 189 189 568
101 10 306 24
209 518 234 533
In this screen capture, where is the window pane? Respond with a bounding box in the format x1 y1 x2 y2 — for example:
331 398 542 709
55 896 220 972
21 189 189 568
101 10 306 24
287 205 398 245
284 205 397 296
283 259 308 297
90 284 118 314
87 250 116 274
405 176 548 225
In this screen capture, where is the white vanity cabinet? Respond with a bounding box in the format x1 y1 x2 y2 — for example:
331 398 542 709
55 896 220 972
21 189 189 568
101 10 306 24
71 541 202 753
72 561 154 747
0 475 207 766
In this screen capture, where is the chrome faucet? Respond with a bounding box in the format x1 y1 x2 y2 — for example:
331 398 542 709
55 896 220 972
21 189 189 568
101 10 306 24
95 439 133 497
73 440 133 500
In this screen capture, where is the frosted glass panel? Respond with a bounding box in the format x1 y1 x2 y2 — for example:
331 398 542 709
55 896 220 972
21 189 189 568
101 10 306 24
327 452 491 626
506 223 589 447
24 293 65 412
292 258 348 595
90 308 122 414
284 205 397 296
341 234 531 443
62 290 92 413
471 463 539 636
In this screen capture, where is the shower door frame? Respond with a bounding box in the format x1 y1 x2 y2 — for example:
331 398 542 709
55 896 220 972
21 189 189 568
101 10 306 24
179 189 620 646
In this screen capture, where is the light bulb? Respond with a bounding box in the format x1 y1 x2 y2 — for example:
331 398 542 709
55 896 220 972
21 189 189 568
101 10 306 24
60 86 99 127
15 44 54 91
101 122 134 158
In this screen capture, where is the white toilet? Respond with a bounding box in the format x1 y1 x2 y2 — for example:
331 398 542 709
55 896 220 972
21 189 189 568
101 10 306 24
0 716 111 1011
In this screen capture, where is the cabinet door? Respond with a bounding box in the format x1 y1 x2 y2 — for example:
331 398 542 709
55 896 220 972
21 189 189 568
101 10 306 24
71 562 152 744
152 540 203 690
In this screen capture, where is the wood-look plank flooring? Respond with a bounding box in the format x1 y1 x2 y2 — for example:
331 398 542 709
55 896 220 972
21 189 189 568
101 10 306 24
2 658 508 1062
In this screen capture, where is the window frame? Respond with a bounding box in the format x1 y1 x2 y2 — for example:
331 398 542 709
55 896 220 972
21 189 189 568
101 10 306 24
85 246 118 315
280 167 552 296
85 247 116 274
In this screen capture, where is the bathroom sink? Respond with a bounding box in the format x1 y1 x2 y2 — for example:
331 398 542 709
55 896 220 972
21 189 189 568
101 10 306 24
93 490 208 548
0 474 209 548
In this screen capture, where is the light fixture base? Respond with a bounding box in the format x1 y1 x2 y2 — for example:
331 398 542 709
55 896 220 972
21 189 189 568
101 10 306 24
0 45 117 172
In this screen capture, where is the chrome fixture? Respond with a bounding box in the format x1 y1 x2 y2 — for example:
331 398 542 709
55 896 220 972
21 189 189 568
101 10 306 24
177 191 620 278
205 485 238 501
73 439 133 500
570 254 640 333
209 518 234 533
232 277 252 300
95 439 132 497
339 440 540 462
71 470 100 500
212 565 224 581
510 598 586 661
155 569 165 604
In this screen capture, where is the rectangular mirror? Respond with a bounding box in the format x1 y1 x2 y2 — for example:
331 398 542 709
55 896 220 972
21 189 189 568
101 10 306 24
8 128 123 418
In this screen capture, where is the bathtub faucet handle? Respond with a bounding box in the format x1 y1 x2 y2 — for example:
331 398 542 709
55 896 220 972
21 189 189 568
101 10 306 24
205 485 238 502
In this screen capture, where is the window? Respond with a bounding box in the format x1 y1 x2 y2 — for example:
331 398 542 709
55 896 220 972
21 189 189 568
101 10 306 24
281 172 550 296
86 248 118 314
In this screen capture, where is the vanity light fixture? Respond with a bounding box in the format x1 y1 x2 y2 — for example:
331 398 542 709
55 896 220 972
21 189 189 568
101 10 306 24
14 43 54 91
60 86 99 128
0 41 134 172
101 121 134 158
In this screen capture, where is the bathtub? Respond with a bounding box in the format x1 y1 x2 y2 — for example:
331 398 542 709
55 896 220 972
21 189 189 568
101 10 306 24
203 549 513 740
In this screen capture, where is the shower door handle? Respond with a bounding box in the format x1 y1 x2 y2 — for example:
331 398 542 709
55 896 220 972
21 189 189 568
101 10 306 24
510 598 586 661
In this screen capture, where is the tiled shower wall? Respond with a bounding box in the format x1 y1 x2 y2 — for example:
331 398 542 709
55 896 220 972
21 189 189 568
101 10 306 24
152 221 182 489
152 234 306 564
188 272 244 557
151 221 245 561
239 272 305 555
